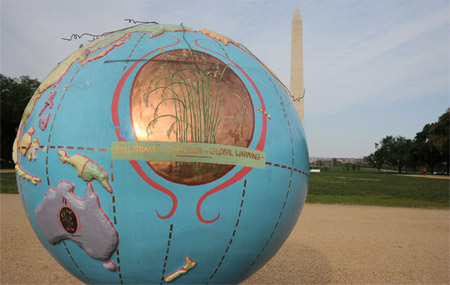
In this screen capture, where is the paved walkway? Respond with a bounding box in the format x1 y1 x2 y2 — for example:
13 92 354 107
1 194 448 284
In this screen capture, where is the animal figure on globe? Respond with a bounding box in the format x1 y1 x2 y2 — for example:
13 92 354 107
57 150 113 193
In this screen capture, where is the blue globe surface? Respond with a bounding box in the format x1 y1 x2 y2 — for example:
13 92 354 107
14 24 309 284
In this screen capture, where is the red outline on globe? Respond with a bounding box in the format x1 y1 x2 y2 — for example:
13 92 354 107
111 34 268 223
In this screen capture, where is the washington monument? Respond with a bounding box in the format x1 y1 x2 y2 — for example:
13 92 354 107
290 8 304 125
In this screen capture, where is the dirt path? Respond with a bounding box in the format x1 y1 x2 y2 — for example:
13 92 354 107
401 174 450 180
1 194 448 284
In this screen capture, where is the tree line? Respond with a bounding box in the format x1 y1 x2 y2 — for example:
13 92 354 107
1 74 40 167
1 73 448 175
367 108 449 175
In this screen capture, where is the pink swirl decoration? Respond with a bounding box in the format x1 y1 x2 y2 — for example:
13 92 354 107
194 39 267 223
112 35 268 222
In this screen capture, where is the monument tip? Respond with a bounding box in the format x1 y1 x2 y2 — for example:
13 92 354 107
292 8 302 23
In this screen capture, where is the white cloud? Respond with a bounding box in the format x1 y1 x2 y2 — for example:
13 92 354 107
321 8 449 76
304 3 449 117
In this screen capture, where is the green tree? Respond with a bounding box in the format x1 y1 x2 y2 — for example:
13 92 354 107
1 74 40 167
429 108 450 174
367 146 385 171
412 124 441 173
369 109 449 175
377 136 412 174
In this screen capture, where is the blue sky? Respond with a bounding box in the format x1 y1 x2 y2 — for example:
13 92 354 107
1 0 449 158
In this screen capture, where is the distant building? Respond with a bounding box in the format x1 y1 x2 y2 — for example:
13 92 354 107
309 157 365 165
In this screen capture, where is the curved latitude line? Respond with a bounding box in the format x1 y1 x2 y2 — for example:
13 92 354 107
112 35 181 219
194 38 268 223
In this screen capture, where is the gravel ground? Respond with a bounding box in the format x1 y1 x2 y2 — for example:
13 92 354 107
1 194 448 284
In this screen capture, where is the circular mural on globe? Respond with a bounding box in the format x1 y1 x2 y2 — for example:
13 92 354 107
13 24 309 284
130 49 254 184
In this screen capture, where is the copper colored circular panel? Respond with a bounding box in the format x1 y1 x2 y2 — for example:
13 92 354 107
130 49 254 184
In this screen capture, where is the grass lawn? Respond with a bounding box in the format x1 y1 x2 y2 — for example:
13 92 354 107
2 168 449 208
0 172 19 194
307 167 449 208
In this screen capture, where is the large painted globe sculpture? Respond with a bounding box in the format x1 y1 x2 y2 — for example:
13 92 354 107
14 24 309 284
